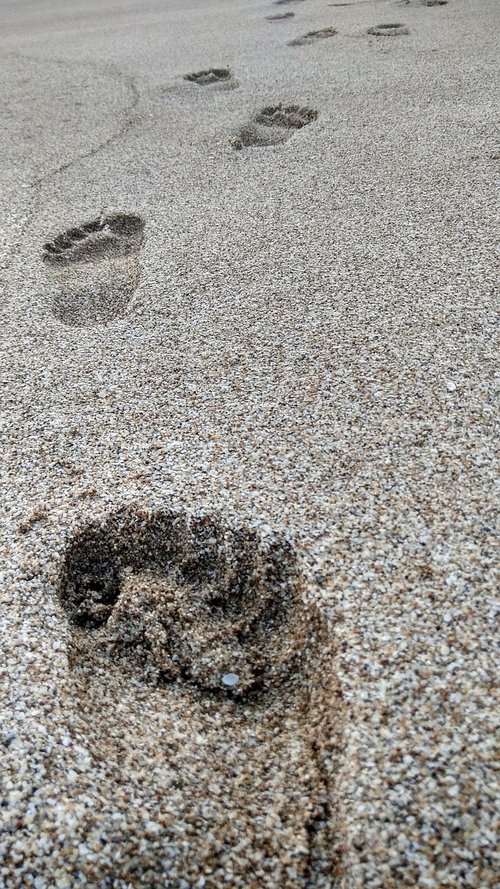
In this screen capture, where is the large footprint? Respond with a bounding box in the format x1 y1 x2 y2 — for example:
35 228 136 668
42 212 145 327
60 507 326 695
57 506 343 885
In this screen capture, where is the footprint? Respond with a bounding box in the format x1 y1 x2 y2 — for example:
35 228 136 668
367 22 409 36
266 11 295 19
233 104 318 150
183 67 236 89
329 0 387 5
274 0 305 5
57 506 342 883
60 508 324 695
399 0 447 5
43 213 145 327
288 27 338 47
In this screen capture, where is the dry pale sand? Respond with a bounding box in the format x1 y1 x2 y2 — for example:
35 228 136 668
0 0 498 886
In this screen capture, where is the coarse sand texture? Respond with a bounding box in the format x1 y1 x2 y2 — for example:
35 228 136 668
0 0 498 885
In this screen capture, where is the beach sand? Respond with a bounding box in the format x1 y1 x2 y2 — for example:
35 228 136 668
0 0 498 885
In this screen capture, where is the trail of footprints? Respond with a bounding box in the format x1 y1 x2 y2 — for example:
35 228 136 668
45 0 449 696
40 0 451 881
40 0 451 326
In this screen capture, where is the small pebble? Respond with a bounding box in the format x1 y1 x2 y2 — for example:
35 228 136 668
221 673 239 687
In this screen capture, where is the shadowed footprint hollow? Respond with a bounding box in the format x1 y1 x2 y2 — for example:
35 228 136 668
58 506 330 697
42 212 145 327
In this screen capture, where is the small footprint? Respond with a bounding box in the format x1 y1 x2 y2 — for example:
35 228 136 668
399 0 447 5
367 22 409 36
329 0 386 5
183 67 235 89
288 27 338 47
233 104 318 150
43 213 145 327
56 507 342 882
266 11 295 19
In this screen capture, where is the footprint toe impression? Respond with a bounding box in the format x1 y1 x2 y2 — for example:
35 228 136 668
233 104 318 150
42 212 145 327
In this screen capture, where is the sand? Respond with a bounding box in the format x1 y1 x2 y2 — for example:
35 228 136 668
0 0 498 885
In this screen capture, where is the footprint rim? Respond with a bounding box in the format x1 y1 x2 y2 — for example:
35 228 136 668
367 22 409 36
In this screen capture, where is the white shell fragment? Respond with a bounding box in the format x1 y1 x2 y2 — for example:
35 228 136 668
221 672 239 687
